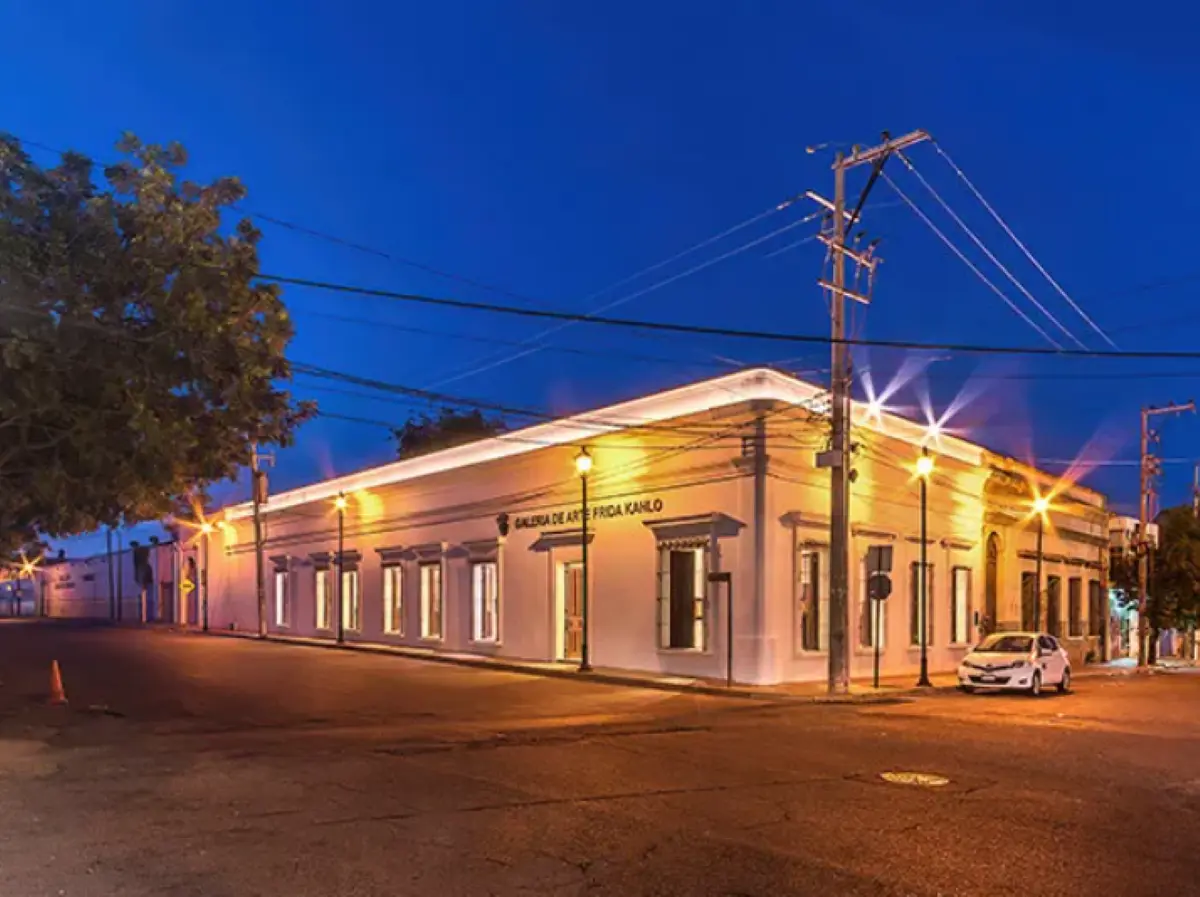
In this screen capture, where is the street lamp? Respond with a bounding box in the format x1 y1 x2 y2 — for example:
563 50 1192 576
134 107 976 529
199 522 214 633
575 448 593 672
1032 495 1050 631
334 493 347 644
915 450 934 687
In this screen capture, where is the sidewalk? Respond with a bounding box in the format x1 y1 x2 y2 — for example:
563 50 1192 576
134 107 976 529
170 624 1169 704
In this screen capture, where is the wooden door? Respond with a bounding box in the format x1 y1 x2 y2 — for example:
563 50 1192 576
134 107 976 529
563 564 583 661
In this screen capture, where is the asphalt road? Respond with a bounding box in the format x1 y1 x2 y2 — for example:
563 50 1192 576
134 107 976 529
1 622 1197 897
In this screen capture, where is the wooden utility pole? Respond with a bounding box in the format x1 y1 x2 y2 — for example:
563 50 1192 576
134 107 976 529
1138 401 1194 666
812 130 929 694
251 442 273 638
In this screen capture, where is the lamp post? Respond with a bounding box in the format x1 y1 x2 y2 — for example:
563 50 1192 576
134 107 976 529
335 493 347 644
915 450 934 687
1033 496 1049 631
575 448 593 672
199 522 214 633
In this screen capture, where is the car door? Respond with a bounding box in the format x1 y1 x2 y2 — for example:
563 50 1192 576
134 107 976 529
1037 635 1065 684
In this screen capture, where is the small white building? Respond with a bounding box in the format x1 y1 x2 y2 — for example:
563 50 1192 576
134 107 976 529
202 367 1110 684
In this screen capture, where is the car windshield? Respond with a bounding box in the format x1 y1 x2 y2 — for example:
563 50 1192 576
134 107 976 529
976 634 1033 653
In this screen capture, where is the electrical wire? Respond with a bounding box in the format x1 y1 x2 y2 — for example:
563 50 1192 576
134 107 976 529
5 132 546 310
896 151 1086 349
265 272 1200 360
424 210 823 390
933 142 1117 349
878 171 1063 350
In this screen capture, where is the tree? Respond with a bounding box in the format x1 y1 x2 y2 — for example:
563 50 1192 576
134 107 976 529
393 408 505 460
0 133 312 556
1110 505 1200 662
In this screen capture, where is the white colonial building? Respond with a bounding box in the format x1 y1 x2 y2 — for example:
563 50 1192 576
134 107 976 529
199 367 1110 685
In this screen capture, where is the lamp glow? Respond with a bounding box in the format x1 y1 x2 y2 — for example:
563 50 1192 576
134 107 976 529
575 448 593 476
916 454 934 478
334 494 348 511
1032 496 1050 515
199 522 215 535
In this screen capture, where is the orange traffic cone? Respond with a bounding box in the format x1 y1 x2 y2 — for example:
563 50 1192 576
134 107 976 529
48 660 67 705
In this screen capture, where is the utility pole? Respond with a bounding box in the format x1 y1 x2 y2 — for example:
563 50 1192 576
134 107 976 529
812 129 929 694
251 442 274 638
1138 401 1194 667
1192 461 1199 519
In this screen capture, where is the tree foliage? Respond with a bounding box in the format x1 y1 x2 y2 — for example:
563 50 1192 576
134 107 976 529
0 133 312 554
1110 504 1200 633
393 408 505 460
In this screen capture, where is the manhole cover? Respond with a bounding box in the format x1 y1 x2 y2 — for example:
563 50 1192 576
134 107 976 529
879 771 950 787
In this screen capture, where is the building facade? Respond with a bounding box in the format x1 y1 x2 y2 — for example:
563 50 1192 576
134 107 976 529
205 368 1109 684
40 540 182 623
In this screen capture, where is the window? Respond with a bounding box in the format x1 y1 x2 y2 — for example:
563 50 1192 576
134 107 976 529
797 549 823 652
657 545 706 650
341 569 361 632
860 551 887 649
420 563 443 639
315 568 333 630
1088 580 1104 637
273 569 289 627
1020 572 1037 631
908 562 934 647
1068 577 1083 637
383 565 404 635
951 567 971 644
472 561 500 643
1046 575 1062 637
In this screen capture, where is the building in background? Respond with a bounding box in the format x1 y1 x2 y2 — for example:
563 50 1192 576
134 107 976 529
39 539 181 623
203 368 1109 685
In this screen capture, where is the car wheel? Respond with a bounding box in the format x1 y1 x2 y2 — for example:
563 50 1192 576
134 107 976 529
1029 671 1042 697
1057 668 1071 694
959 684 975 694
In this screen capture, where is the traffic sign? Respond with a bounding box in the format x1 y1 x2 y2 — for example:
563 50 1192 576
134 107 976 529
180 579 195 594
868 572 892 602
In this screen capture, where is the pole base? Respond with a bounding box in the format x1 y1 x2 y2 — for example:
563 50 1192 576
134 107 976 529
577 663 593 673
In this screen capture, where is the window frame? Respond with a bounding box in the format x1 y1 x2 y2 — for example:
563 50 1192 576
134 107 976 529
341 568 361 633
382 563 405 636
1046 574 1063 638
471 560 500 644
908 561 934 648
797 547 825 653
1087 580 1104 638
273 567 289 628
1068 576 1084 638
859 550 887 651
656 543 708 652
314 567 333 631
419 561 444 641
950 566 971 645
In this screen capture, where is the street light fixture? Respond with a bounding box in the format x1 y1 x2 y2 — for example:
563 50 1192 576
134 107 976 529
1032 496 1050 631
575 448 592 672
915 449 934 687
335 492 346 644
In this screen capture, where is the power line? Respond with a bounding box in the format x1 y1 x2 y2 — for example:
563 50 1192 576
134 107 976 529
878 171 1062 349
424 209 821 390
4 131 546 309
300 309 739 371
932 142 1117 349
895 151 1086 349
264 273 1200 360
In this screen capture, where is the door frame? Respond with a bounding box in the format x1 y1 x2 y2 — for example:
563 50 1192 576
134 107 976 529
557 561 584 661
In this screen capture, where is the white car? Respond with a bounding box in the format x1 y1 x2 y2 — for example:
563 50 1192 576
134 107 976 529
957 632 1071 696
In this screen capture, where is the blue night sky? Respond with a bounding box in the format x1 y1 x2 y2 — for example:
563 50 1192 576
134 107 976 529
4 1 1200 556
